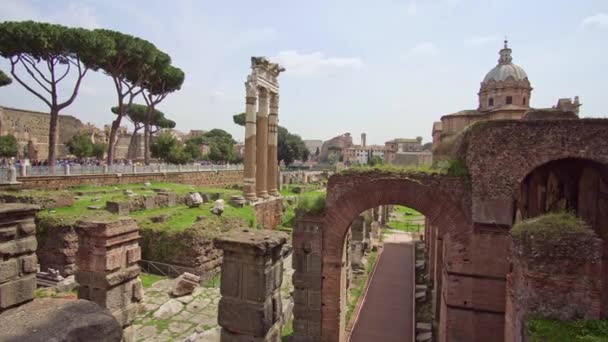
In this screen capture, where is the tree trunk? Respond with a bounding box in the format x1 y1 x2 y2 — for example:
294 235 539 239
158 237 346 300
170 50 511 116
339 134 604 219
126 126 141 160
144 122 150 165
48 107 59 174
106 118 121 165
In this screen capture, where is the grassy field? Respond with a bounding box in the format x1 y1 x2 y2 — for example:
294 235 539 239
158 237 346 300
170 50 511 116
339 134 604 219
141 273 167 289
346 250 378 324
526 318 608 342
387 205 425 232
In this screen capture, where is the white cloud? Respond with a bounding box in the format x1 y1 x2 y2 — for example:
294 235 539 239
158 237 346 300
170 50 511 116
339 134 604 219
273 50 363 77
56 3 101 29
406 1 418 15
0 1 101 29
406 42 439 57
581 13 608 30
243 27 277 43
465 35 499 46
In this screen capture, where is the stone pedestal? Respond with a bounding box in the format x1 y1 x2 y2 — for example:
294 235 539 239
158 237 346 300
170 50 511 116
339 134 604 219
75 218 143 341
292 215 323 342
214 229 288 342
0 204 39 313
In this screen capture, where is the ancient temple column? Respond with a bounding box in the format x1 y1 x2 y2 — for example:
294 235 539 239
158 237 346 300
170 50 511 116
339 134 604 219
243 78 258 201
267 93 280 196
256 88 270 198
214 229 288 341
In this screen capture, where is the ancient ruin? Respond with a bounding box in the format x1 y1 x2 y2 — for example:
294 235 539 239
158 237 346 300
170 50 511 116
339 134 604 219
215 229 288 341
243 57 285 201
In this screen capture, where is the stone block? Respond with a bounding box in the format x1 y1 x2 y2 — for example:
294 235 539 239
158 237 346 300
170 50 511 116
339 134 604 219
75 266 140 288
105 201 130 216
112 303 141 327
0 259 19 283
472 198 514 226
18 220 36 236
218 296 277 337
0 275 36 309
220 322 281 341
0 226 17 241
21 254 38 274
0 236 37 258
171 272 200 297
126 247 141 265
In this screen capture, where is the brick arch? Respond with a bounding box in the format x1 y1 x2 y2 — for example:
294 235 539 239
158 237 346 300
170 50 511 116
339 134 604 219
512 156 608 199
320 173 469 341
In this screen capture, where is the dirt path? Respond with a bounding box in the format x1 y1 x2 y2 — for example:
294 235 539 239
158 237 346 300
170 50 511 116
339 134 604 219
349 232 414 342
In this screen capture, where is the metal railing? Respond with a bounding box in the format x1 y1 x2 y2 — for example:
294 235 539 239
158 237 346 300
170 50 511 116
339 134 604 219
0 163 243 178
138 259 198 279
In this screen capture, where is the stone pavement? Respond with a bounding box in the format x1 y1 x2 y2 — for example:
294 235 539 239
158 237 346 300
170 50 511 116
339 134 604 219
349 231 414 342
132 253 294 342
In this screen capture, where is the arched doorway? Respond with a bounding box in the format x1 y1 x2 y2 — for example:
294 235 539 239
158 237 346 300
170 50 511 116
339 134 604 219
292 172 470 342
515 157 608 316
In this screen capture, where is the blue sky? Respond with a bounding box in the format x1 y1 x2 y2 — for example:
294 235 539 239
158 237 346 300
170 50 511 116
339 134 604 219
1 0 607 145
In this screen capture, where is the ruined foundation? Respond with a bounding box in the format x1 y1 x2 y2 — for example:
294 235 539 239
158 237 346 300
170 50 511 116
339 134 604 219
0 204 39 313
75 218 144 341
215 229 288 341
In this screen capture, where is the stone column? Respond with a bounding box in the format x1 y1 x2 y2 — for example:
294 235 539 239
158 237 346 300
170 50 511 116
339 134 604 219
19 164 26 177
256 88 270 199
0 204 39 313
244 78 258 201
214 229 288 342
76 218 143 341
267 93 280 196
65 164 70 175
292 215 324 342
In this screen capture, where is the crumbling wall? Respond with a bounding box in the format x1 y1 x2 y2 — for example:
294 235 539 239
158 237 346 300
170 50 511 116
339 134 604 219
505 213 603 342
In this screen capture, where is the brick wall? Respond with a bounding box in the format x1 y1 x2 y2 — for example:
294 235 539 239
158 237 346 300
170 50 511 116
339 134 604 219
254 198 283 230
2 170 243 191
505 221 603 342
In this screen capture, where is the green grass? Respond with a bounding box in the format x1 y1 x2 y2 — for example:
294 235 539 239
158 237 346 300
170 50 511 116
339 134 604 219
140 273 167 288
526 318 608 342
512 212 588 239
132 202 257 232
346 250 378 324
203 273 221 288
387 206 425 232
340 158 469 177
281 317 293 341
296 191 326 214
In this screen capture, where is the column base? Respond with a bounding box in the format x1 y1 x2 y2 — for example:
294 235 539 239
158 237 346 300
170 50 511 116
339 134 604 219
257 191 269 199
268 189 280 197
245 192 258 202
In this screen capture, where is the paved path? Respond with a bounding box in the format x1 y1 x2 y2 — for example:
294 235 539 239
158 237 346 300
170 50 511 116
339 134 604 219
349 232 414 342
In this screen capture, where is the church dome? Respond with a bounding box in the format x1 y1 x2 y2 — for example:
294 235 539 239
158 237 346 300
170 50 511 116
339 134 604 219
483 63 528 83
482 40 528 84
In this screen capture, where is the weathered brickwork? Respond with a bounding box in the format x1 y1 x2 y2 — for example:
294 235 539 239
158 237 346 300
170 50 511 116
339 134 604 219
2 170 243 191
290 117 608 342
0 204 39 313
292 215 324 342
214 229 288 341
456 119 608 201
75 218 144 341
505 224 603 342
254 198 283 230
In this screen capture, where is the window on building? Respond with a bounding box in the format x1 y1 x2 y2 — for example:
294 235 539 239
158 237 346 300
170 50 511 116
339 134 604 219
488 98 494 107
506 96 513 105
523 97 526 105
